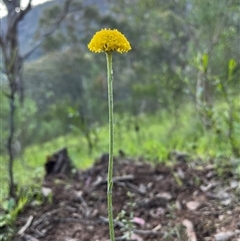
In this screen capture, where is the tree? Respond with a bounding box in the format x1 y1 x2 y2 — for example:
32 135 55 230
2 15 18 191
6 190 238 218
0 0 72 198
13 0 239 158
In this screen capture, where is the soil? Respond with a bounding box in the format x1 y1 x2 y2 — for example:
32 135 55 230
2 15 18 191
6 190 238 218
13 153 240 241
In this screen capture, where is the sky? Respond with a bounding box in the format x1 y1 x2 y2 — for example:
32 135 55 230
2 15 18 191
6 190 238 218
0 0 53 18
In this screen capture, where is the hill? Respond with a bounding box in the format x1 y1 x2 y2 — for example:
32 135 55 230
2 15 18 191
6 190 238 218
1 0 109 61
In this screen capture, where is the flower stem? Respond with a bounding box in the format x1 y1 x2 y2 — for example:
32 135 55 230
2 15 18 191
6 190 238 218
106 52 115 241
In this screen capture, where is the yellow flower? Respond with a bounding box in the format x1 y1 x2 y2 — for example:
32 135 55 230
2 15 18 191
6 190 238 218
88 29 131 53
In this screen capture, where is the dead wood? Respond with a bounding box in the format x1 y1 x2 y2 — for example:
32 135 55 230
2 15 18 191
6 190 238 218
44 147 73 176
17 215 34 235
88 174 135 192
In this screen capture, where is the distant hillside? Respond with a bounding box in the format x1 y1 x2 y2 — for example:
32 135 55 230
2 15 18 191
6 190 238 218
1 0 63 61
19 0 60 61
1 0 109 61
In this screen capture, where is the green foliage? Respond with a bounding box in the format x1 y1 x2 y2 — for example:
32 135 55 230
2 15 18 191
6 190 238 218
0 184 44 241
4 0 240 121
15 0 238 150
116 192 136 239
1 104 239 200
0 88 38 155
1 0 240 220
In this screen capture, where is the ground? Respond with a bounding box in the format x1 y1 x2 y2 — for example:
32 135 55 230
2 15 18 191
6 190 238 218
13 153 240 241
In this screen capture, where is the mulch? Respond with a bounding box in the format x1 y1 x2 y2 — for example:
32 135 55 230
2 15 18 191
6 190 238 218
13 152 240 241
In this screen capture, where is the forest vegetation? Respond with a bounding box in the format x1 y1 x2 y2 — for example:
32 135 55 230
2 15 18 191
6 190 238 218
0 0 239 240
1 0 239 198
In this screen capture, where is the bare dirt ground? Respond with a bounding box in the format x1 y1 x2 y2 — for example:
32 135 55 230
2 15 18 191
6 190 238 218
14 153 240 241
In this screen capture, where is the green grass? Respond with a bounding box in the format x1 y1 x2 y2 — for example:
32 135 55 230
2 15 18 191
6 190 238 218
1 106 239 201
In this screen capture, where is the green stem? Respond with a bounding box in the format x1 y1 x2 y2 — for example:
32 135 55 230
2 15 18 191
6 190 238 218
106 52 115 241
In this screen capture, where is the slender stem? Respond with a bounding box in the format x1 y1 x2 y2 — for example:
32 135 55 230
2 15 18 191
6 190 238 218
106 52 115 241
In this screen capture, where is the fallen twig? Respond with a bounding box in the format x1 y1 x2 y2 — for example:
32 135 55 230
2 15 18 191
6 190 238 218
32 208 61 228
182 219 197 241
17 215 34 235
52 216 102 225
21 234 39 241
99 216 164 237
133 229 164 236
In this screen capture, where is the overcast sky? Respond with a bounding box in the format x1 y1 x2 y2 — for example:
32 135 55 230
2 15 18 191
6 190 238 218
0 0 53 18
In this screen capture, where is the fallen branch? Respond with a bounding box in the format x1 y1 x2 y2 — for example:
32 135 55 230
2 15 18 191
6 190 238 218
89 174 134 192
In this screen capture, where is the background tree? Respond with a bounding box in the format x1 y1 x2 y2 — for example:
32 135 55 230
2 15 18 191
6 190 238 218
0 0 73 198
34 0 239 155
1 0 239 190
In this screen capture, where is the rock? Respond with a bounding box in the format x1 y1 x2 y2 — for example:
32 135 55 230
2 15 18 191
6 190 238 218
156 192 172 200
133 217 145 227
41 187 52 197
139 183 147 194
221 198 232 206
214 231 235 241
130 233 143 241
176 200 182 210
206 171 215 178
218 215 225 221
177 167 185 179
186 201 203 211
230 180 239 189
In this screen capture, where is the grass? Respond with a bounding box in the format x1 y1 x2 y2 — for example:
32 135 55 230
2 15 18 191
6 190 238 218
1 106 239 201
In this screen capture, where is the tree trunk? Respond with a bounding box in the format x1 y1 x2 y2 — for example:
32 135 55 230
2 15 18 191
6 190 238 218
0 0 72 198
7 82 16 198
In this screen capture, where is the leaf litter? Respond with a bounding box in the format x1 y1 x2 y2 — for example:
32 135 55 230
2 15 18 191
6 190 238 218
13 152 240 241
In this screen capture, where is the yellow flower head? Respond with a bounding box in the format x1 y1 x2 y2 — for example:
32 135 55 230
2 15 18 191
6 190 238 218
88 29 131 53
